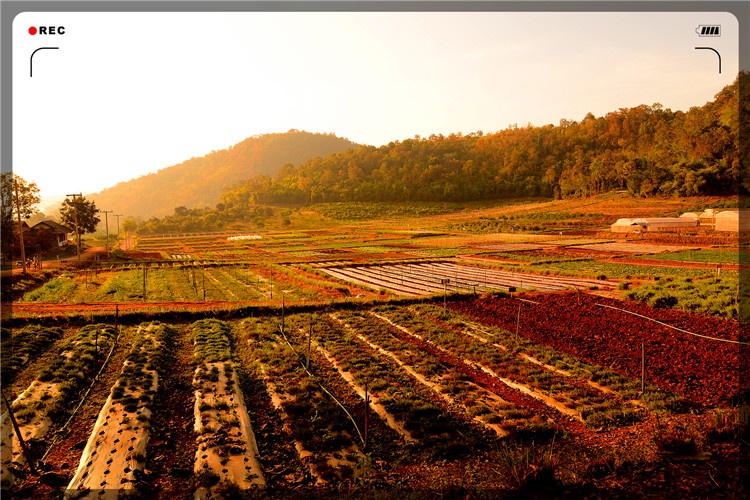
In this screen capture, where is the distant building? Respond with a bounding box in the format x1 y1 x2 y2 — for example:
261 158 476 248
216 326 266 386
611 217 698 233
28 220 73 247
715 210 750 232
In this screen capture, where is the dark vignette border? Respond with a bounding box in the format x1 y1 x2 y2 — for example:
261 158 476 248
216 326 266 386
0 0 748 496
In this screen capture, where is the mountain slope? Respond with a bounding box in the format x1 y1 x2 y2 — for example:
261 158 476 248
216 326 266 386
90 130 359 218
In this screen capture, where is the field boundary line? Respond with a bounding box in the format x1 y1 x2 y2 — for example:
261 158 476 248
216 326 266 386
594 303 750 346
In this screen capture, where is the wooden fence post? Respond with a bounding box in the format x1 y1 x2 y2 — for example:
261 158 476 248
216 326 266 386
2 391 36 474
641 342 646 394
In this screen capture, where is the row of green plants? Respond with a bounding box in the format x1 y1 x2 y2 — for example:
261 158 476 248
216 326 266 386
374 304 645 428
8 324 116 440
110 322 172 409
333 310 544 436
1 325 63 384
17 264 330 304
637 249 745 265
281 312 491 459
624 274 739 319
20 272 78 302
512 260 715 280
73 322 173 489
479 251 591 265
405 303 688 414
239 316 363 483
448 212 608 234
190 319 265 491
310 202 464 221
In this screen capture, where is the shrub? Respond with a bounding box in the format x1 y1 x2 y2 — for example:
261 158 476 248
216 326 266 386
649 293 678 309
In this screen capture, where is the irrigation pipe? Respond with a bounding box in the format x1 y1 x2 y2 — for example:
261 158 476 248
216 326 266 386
513 298 540 305
40 325 122 462
277 325 366 446
594 303 750 346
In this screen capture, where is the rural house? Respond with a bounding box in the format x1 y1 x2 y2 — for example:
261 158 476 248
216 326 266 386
28 220 73 248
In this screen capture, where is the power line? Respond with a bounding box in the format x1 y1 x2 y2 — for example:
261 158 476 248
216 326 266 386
595 303 750 346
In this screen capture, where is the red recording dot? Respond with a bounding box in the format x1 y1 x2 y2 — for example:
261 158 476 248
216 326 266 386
28 26 37 35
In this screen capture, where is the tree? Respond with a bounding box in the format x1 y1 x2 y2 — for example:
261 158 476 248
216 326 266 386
60 195 100 264
1 173 40 273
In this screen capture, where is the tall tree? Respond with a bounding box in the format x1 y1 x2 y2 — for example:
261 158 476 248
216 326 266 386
1 173 40 273
60 195 100 264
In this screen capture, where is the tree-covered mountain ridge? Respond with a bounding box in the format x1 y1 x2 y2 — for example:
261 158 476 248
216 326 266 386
222 73 745 211
90 130 360 217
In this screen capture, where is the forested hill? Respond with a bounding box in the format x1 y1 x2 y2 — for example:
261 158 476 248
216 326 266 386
222 73 744 209
91 130 359 217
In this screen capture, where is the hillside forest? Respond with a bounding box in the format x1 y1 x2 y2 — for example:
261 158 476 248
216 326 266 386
119 73 745 235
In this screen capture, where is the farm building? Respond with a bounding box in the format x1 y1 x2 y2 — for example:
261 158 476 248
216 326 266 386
28 220 73 247
611 218 642 233
714 210 750 232
610 217 698 233
679 209 716 227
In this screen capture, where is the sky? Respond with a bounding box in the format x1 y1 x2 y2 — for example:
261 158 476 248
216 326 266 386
11 10 740 209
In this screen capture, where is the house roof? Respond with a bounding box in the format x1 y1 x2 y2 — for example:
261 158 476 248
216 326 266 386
31 220 73 233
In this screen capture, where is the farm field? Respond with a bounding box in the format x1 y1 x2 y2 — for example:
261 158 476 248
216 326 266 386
2 294 745 497
2 196 747 497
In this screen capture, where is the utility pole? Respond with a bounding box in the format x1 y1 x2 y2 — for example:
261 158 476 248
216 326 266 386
99 210 112 259
113 214 122 250
66 193 82 265
13 180 28 274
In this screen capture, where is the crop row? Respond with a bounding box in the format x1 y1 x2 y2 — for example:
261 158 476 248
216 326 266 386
281 312 493 457
5 298 738 496
66 322 172 496
329 310 544 438
1 324 117 488
368 305 644 429
240 316 365 483
625 274 738 319
448 292 744 406
1 325 63 385
191 319 265 495
19 264 351 304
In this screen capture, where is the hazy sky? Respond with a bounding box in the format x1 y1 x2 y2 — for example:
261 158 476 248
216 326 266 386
11 11 739 207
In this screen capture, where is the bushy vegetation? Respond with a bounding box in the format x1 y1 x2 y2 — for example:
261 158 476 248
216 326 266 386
642 249 745 265
192 319 233 363
625 275 738 319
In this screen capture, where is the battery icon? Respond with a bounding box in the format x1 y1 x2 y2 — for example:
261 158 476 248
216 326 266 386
696 25 721 36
